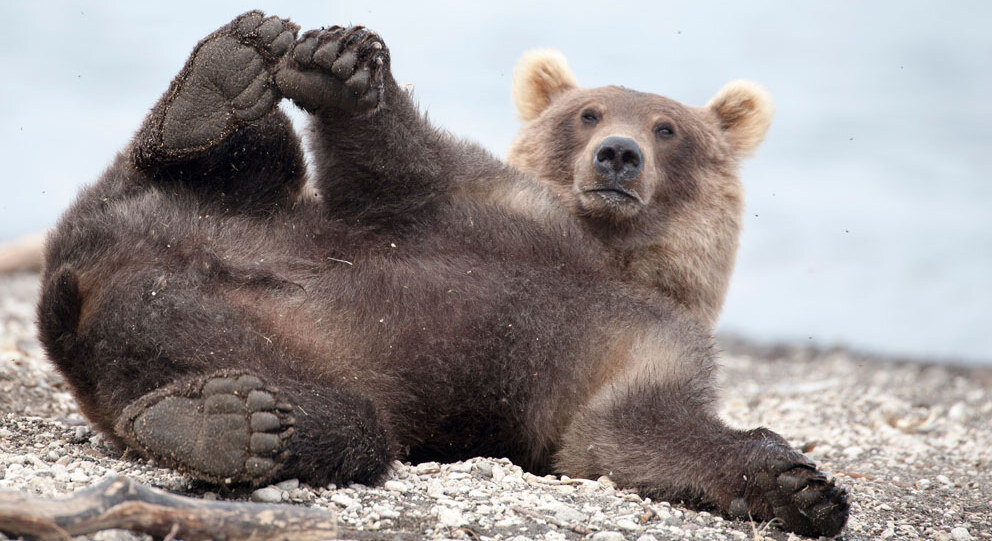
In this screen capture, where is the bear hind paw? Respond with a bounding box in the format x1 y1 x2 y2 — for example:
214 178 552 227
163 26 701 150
116 369 295 485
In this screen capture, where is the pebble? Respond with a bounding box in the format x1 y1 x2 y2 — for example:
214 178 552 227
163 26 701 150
426 479 444 498
550 503 585 524
71 426 90 443
616 518 641 531
250 486 282 503
384 480 409 493
474 461 493 477
275 478 299 491
331 493 358 508
447 461 473 473
951 527 973 541
591 532 626 541
491 464 506 484
436 506 467 528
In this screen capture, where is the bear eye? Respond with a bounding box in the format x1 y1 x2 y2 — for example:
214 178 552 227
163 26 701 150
654 123 675 139
580 109 601 125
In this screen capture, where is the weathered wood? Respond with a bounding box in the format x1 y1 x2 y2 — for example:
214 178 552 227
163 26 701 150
0 476 338 540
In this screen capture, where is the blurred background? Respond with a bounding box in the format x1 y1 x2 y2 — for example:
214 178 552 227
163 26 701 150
1 1 989 364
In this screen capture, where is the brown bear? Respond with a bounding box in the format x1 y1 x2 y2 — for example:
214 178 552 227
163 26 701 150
508 50 772 328
37 12 848 537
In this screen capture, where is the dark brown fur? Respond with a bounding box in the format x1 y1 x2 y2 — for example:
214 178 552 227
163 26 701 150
38 12 847 537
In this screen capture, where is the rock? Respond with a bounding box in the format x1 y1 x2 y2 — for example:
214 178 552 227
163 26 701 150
491 464 505 484
951 527 973 541
331 493 358 508
384 480 409 493
447 461 473 473
426 479 444 498
549 503 585 524
70 426 90 443
591 532 625 541
474 461 493 477
616 518 641 531
251 486 282 503
436 506 467 528
275 478 299 491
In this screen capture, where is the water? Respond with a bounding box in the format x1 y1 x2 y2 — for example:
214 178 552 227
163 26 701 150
1 1 989 364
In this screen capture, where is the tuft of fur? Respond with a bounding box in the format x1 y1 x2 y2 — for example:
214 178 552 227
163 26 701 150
512 49 578 121
706 80 775 157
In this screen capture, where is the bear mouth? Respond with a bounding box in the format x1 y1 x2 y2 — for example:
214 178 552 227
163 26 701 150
585 188 641 204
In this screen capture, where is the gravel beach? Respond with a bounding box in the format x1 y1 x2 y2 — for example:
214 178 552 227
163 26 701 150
1 273 989 540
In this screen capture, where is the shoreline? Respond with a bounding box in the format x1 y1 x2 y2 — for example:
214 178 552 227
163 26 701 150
1 273 990 540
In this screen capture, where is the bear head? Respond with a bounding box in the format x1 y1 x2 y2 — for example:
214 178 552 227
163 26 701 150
507 50 774 328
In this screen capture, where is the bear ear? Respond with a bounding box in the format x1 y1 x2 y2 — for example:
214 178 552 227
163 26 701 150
512 49 578 121
706 80 775 157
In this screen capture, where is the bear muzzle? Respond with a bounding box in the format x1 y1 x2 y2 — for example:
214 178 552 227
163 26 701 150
587 136 644 204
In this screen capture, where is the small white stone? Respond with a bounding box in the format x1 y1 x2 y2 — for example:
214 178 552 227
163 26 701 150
947 402 968 422
636 535 659 541
596 475 616 488
936 474 952 485
68 470 89 483
474 461 493 477
275 478 299 491
591 532 625 541
436 506 467 528
331 493 358 508
384 480 409 493
550 504 585 524
372 503 400 519
426 479 445 498
251 487 282 503
616 518 641 531
447 462 472 473
73 426 91 441
491 464 505 484
951 527 973 541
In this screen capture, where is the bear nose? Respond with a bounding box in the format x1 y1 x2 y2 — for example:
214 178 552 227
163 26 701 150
593 136 643 183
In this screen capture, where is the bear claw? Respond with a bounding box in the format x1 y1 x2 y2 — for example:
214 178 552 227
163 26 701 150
116 369 295 485
736 442 850 537
276 25 389 113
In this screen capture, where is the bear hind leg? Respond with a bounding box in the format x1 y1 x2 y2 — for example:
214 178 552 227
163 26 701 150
115 368 395 486
130 12 308 215
116 370 295 484
134 11 298 166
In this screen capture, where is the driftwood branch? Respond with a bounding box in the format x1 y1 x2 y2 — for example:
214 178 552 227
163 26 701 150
0 476 338 540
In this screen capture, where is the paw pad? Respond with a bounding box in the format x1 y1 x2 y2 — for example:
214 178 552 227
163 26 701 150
154 11 299 156
276 25 389 113
117 370 295 485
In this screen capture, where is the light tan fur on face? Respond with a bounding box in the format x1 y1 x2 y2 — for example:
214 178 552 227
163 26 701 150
707 80 774 157
512 49 578 121
507 51 773 329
